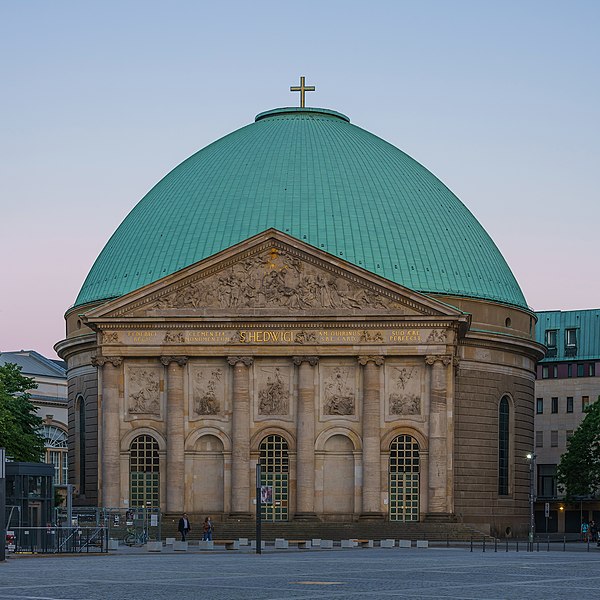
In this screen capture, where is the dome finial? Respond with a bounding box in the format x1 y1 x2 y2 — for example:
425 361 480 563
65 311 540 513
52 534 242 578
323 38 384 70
290 76 315 108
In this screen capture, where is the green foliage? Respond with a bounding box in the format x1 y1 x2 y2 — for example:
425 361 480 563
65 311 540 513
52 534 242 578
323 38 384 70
0 362 45 461
557 400 600 499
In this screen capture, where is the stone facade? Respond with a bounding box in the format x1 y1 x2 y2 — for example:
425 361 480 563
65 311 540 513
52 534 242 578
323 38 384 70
56 231 544 533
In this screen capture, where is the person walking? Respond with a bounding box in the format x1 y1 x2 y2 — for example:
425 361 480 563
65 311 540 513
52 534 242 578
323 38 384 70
202 516 214 541
178 513 191 541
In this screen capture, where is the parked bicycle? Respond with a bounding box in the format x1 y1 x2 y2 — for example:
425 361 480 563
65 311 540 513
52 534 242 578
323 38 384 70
123 527 148 546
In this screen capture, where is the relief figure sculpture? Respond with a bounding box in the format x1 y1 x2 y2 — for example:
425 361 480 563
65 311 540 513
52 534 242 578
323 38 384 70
258 367 289 415
128 369 160 415
324 367 355 415
193 368 222 416
388 366 421 416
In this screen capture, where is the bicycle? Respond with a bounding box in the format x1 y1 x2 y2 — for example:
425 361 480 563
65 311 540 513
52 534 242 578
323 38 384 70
123 527 148 546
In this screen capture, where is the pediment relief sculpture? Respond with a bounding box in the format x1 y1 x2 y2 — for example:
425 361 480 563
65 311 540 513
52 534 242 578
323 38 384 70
137 248 408 314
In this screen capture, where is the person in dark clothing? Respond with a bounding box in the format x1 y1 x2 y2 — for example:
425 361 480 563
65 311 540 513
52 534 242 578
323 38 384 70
178 513 191 541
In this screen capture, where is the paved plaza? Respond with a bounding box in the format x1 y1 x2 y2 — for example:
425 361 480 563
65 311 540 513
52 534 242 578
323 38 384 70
2 546 600 600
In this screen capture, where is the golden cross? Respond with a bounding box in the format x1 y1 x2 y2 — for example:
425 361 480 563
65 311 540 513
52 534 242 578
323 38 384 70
290 76 315 108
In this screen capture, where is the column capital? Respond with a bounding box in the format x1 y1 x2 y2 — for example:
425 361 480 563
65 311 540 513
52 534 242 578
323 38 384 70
160 355 188 367
358 355 384 367
227 356 254 367
292 356 319 366
91 355 122 368
425 354 452 367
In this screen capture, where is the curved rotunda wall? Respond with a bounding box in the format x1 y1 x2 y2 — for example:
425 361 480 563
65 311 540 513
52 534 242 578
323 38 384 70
74 107 527 311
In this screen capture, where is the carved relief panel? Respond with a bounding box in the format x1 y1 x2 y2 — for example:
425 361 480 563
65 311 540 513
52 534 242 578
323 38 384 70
124 363 164 421
384 360 425 421
139 247 408 314
319 361 359 421
188 361 228 421
253 361 294 422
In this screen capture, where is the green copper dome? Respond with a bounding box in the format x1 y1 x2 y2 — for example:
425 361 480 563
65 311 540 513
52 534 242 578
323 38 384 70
75 107 527 309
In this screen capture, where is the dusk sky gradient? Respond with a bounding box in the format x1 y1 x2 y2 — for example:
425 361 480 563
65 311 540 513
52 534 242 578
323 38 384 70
2 0 599 359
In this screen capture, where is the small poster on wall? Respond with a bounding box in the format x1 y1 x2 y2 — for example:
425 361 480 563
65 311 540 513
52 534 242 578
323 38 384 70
260 485 273 504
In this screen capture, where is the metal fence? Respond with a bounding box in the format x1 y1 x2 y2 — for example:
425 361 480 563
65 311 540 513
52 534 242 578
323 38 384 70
7 526 108 554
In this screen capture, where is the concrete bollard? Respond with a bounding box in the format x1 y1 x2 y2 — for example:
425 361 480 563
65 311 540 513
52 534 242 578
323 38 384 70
238 538 249 546
399 540 411 548
250 540 266 550
380 539 395 548
198 540 214 550
320 540 334 549
341 539 354 548
147 541 162 552
173 541 188 551
275 539 289 549
416 540 429 548
312 538 321 547
165 537 176 545
108 539 119 550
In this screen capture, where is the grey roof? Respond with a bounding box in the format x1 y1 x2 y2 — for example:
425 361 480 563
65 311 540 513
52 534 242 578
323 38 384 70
0 350 66 379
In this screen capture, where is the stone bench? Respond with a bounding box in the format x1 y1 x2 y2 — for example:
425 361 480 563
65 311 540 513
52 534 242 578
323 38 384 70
341 539 356 548
416 540 429 548
288 539 311 549
198 540 214 550
380 539 395 548
165 537 176 545
311 538 321 547
352 539 373 548
238 538 249 546
214 540 240 550
399 539 411 548
320 539 334 549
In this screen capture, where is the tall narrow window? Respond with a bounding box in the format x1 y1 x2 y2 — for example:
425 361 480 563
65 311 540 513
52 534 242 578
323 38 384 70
389 435 420 521
582 396 590 411
498 396 510 496
129 434 160 508
535 431 544 448
577 364 584 377
77 396 86 495
567 364 573 378
536 398 544 414
259 435 289 522
551 397 559 413
550 430 559 447
589 363 596 377
566 397 574 413
42 425 68 485
545 330 557 349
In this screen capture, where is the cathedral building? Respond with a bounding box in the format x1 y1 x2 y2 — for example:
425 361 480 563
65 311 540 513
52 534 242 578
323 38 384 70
56 92 544 535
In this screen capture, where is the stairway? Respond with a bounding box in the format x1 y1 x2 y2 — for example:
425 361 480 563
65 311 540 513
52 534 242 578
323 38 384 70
160 516 490 543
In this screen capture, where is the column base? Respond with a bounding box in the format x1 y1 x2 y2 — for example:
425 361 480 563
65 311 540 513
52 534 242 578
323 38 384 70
227 512 254 521
293 512 320 522
359 512 385 521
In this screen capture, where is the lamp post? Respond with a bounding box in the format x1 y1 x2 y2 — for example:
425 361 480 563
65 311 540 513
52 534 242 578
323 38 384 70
526 452 536 551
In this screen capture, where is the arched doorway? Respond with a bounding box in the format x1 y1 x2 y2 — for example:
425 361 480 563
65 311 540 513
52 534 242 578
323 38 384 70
323 434 355 516
129 434 160 508
190 434 224 514
259 434 289 521
389 434 420 522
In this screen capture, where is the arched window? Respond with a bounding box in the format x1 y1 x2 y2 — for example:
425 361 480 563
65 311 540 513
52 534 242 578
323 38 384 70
498 396 510 495
389 435 420 522
129 434 160 508
259 434 289 521
42 425 68 485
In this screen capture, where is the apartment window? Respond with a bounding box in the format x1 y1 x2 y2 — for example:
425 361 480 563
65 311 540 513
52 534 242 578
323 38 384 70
542 366 549 379
551 397 558 413
536 398 544 414
535 431 544 448
566 328 577 347
589 363 596 377
566 397 573 413
567 364 573 378
582 396 590 411
577 363 584 377
545 329 557 349
553 365 558 378
538 464 557 499
550 430 559 447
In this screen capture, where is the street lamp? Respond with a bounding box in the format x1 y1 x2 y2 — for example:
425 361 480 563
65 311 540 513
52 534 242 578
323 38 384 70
526 452 536 550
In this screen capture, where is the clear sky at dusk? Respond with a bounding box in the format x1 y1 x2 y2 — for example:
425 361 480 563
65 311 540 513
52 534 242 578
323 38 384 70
1 0 598 359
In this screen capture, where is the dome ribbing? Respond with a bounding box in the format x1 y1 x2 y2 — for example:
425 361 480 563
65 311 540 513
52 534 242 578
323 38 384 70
75 107 527 309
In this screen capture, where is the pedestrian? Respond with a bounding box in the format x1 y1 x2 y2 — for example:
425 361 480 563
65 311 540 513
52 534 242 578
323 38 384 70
581 521 589 542
590 520 598 543
178 513 191 541
203 516 214 541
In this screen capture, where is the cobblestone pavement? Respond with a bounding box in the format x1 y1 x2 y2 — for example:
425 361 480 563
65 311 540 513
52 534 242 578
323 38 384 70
1 547 600 599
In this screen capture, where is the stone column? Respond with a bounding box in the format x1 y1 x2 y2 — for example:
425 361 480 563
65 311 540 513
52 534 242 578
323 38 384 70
93 355 122 508
358 355 384 519
292 356 319 520
161 356 188 514
425 354 452 518
228 356 254 518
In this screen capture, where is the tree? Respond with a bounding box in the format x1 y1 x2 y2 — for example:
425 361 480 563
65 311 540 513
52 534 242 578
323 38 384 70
557 399 600 500
0 362 45 461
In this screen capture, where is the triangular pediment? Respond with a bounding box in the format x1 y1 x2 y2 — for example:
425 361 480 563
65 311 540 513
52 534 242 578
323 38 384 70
84 230 466 321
